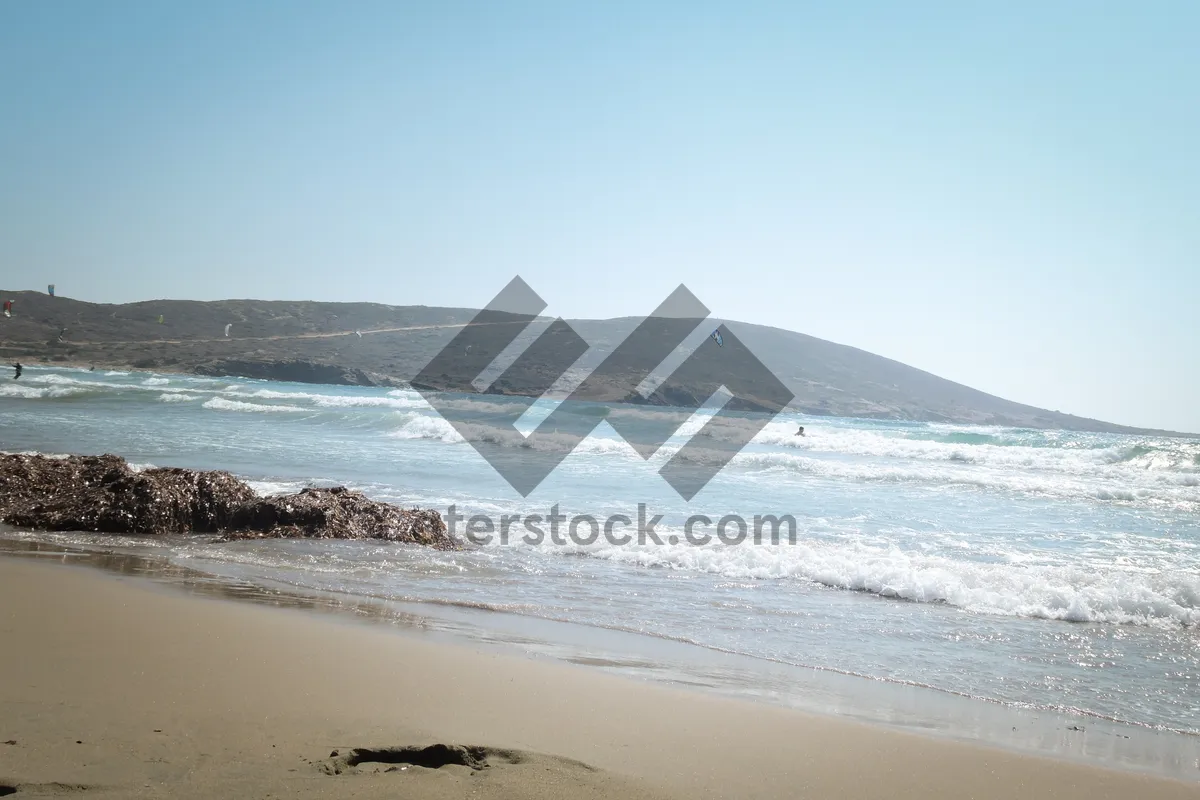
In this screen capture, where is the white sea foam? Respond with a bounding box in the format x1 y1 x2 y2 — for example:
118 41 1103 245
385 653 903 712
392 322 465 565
202 397 306 414
142 377 170 386
388 413 465 443
243 480 307 496
0 383 89 399
427 396 535 416
515 534 1200 628
220 387 429 411
727 451 1199 507
386 413 639 458
30 374 81 385
748 422 1200 474
158 393 194 403
223 388 312 401
21 374 133 392
310 394 429 410
0 384 52 399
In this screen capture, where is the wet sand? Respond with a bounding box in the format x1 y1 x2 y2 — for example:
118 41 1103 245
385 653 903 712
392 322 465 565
1 556 1197 799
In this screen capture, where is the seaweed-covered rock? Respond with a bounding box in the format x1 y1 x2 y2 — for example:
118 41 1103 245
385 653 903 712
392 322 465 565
0 453 455 548
0 453 252 534
223 486 448 545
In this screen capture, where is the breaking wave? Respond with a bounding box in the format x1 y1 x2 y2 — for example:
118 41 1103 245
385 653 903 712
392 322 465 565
0 383 89 399
727 451 1199 506
385 412 637 456
750 422 1200 474
201 397 307 414
517 535 1200 628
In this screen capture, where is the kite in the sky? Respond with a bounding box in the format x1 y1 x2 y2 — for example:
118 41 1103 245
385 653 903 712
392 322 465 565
710 329 724 347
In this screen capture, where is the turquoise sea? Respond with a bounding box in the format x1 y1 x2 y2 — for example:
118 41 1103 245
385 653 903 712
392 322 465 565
2 365 1198 777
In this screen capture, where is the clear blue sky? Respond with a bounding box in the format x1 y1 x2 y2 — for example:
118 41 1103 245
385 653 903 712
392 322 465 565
2 1 1196 431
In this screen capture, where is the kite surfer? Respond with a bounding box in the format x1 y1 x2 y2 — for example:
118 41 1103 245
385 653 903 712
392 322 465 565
11 362 22 380
796 426 805 437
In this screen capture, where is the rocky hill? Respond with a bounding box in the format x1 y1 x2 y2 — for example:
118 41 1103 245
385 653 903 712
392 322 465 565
0 288 1188 436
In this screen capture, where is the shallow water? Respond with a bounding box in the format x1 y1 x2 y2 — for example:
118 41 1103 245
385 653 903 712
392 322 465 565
3 536 1198 781
2 365 1198 757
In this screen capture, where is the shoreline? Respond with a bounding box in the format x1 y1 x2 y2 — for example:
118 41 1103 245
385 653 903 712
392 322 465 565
4 373 1200 793
3 553 1200 798
2 535 1198 793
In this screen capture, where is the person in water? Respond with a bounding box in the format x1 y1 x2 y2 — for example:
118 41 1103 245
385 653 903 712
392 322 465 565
796 426 805 436
12 362 22 379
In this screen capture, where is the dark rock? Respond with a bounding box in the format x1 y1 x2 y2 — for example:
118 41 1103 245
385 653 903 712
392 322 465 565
0 454 254 534
0 454 456 548
223 486 449 546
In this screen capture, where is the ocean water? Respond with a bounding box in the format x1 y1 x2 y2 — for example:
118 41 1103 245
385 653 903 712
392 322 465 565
2 365 1199 767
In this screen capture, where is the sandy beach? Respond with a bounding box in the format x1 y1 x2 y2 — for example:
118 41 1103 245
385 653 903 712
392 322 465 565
0 555 1194 799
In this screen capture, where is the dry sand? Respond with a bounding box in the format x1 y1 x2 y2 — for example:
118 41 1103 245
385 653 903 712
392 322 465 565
1 556 1197 799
